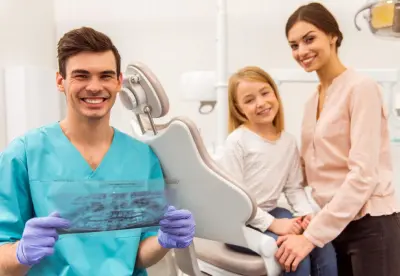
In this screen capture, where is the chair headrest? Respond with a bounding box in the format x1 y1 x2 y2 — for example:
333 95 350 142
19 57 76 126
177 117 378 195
119 62 170 118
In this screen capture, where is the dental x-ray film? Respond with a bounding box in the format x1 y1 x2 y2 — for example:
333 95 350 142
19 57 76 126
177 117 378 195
41 179 170 234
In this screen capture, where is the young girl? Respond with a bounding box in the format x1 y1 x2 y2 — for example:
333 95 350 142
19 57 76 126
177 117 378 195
218 66 337 276
277 3 400 276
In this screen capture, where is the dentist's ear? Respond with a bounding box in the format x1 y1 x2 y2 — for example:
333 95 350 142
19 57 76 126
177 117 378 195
117 72 123 91
56 72 65 92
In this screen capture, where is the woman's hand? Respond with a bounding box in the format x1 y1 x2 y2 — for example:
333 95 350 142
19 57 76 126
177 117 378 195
275 234 315 272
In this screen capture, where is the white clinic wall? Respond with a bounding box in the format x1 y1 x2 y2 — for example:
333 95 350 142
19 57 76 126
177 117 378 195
1 0 399 149
53 0 400 148
0 0 56 68
0 0 60 150
4 66 60 144
0 70 6 150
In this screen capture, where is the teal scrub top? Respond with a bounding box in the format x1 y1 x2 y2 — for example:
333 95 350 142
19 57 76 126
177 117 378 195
0 122 165 276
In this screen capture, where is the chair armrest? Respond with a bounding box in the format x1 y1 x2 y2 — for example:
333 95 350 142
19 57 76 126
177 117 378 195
242 226 282 276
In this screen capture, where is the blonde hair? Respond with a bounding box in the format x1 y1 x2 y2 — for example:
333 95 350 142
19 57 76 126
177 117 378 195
227 66 285 134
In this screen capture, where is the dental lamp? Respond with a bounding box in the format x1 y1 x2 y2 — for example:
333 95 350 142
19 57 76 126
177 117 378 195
354 0 400 39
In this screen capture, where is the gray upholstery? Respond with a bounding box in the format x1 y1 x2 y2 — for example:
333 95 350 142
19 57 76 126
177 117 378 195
195 238 268 276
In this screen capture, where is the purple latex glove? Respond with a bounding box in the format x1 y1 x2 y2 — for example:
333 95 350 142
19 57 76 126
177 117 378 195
16 212 71 266
158 206 196 249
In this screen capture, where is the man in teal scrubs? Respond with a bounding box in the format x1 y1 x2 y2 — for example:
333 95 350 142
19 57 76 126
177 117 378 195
0 27 196 276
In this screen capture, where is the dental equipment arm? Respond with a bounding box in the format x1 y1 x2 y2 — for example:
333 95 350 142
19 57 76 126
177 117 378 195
0 243 30 276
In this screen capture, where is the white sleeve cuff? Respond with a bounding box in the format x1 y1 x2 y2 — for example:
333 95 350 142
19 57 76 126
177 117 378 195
248 207 275 232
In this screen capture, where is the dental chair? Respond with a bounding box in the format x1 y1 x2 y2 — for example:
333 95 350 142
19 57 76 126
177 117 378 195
119 62 282 276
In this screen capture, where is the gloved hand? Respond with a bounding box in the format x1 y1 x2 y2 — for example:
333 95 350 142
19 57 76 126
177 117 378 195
157 206 196 249
16 212 71 266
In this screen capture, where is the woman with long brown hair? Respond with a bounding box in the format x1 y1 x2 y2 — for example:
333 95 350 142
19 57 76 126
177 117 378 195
276 3 400 275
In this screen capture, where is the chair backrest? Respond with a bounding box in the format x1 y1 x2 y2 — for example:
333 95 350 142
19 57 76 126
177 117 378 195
147 117 258 241
119 62 260 274
120 62 258 241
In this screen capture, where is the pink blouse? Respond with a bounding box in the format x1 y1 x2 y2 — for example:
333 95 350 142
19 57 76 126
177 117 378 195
301 68 399 247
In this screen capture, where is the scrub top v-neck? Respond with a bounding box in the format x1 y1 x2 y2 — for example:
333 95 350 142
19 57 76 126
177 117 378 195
0 122 165 276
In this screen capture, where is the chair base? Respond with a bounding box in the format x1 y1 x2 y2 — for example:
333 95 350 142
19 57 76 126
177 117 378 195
197 259 244 276
197 259 285 276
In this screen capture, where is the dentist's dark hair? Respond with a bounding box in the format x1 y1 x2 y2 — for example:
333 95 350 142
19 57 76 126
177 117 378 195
57 26 121 78
285 2 343 49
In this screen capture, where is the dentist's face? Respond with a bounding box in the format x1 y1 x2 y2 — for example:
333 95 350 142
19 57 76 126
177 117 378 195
236 80 279 126
56 50 122 121
287 21 336 72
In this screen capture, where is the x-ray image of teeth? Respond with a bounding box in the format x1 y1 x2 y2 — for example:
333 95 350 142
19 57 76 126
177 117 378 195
58 191 168 234
41 180 168 234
